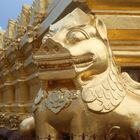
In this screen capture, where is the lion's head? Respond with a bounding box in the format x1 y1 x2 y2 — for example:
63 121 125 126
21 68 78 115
33 8 127 113
33 8 112 82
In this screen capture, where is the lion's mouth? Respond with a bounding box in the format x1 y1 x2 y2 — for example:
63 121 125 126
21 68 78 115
35 53 94 71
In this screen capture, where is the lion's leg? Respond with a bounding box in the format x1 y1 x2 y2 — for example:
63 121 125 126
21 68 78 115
136 129 140 140
131 120 140 140
49 131 61 140
130 129 140 140
35 109 59 140
36 121 60 140
70 113 84 140
36 122 60 140
71 135 83 140
36 122 52 140
94 134 105 140
35 111 49 140
84 135 95 140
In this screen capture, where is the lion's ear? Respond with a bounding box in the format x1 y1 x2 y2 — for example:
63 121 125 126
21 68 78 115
95 18 108 41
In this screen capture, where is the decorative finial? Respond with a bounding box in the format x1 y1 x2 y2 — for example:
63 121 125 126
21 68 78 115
15 4 31 40
0 30 5 49
27 0 49 43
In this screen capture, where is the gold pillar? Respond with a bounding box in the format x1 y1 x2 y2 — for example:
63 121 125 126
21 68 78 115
14 62 30 113
3 73 15 113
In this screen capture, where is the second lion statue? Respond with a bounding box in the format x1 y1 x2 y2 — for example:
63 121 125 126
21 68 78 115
22 8 140 140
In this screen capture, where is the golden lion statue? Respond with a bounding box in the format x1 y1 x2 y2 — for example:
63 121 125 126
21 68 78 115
21 8 140 140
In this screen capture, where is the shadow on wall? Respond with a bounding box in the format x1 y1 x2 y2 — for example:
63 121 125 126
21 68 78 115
122 67 140 82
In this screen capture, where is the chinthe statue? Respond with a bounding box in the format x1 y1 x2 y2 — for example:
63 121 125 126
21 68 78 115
21 8 140 140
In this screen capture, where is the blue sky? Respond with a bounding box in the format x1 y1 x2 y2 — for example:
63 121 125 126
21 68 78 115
0 0 33 30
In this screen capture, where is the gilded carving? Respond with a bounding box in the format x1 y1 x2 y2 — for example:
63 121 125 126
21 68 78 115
7 114 20 130
0 30 5 57
0 114 6 128
0 0 139 139
31 8 140 139
15 4 31 40
0 30 5 49
27 0 48 43
4 19 17 49
29 0 48 25
0 114 21 130
45 88 78 113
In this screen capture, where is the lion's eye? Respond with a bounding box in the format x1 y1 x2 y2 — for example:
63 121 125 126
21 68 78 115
66 30 89 44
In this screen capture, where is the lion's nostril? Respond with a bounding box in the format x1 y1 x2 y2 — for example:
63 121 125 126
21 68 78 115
44 46 49 52
53 45 59 52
